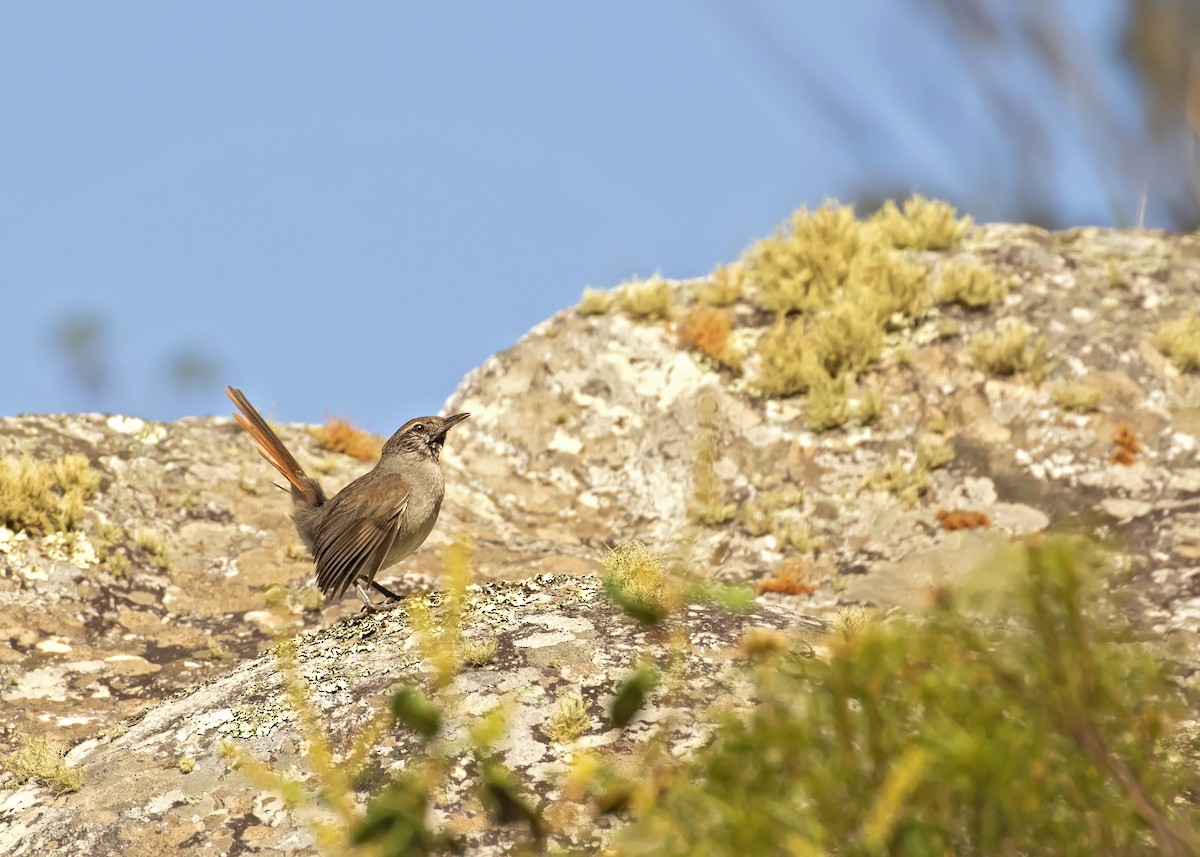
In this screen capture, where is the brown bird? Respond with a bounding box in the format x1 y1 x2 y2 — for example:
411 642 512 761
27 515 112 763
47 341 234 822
225 386 468 609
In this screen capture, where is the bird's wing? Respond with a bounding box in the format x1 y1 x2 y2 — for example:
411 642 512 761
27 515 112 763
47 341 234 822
312 474 409 599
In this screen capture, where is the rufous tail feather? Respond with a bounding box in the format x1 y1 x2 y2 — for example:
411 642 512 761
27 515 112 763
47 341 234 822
225 386 321 506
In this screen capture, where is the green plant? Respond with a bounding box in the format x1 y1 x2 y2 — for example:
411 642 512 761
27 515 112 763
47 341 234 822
618 275 673 320
0 453 100 535
578 287 615 315
696 263 746 307
863 455 933 508
603 541 670 621
870 194 973 251
936 258 1008 308
753 319 815 398
969 318 1051 379
1154 314 1200 372
749 201 863 315
1054 379 1103 412
807 303 884 378
545 691 591 743
612 536 1200 857
135 529 171 570
803 365 851 432
847 246 933 324
3 736 83 795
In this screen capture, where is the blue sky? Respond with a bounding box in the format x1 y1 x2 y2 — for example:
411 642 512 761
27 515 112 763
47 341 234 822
1 2 1147 431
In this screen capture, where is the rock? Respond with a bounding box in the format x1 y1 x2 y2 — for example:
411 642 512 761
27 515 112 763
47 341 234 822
0 576 819 856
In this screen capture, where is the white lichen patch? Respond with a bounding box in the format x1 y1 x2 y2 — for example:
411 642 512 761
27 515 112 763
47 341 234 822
41 532 99 567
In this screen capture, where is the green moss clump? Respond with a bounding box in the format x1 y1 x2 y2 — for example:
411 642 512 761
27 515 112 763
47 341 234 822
135 529 171 570
969 318 1051 379
870 194 973 251
3 736 83 795
749 202 863 315
753 319 816 398
804 366 850 432
613 536 1199 856
696 263 746 307
0 454 100 535
863 455 933 509
459 636 498 667
578 287 615 316
807 304 885 378
1153 314 1200 372
848 247 933 324
937 258 1008 308
602 541 668 612
545 692 591 744
1054 379 1103 412
617 275 673 320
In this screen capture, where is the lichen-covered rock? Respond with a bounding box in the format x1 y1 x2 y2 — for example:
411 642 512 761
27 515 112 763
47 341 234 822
0 576 818 856
5 222 1200 853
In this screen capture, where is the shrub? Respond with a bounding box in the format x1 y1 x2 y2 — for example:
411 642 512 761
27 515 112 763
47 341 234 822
614 536 1200 857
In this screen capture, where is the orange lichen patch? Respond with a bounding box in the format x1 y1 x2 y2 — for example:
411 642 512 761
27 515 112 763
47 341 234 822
756 559 815 596
1109 422 1141 466
678 307 733 363
312 416 382 462
936 508 990 531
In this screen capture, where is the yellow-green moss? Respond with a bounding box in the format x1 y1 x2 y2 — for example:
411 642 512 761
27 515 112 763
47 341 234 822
807 304 885 378
847 247 933 324
3 736 83 795
617 275 673 320
578 287 615 316
545 692 591 743
459 636 498 667
870 194 973 251
1053 379 1103 412
749 202 863 315
602 541 668 610
697 263 747 307
178 756 196 774
753 319 814 398
864 456 933 509
937 259 1007 308
804 366 851 432
0 454 100 535
968 318 1051 379
1153 314 1200 372
135 529 171 570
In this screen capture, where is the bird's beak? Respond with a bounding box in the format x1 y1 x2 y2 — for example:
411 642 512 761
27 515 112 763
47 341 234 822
436 412 470 438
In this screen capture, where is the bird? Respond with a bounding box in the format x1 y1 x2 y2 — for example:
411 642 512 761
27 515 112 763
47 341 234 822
225 386 468 609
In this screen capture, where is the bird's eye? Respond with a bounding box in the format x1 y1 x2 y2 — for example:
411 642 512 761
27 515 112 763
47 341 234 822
413 423 424 433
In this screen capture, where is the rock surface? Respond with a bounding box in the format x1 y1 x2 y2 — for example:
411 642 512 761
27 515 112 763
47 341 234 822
4 222 1200 852
0 576 816 856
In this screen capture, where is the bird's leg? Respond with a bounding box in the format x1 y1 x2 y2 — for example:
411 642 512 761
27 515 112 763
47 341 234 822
369 579 403 601
355 582 382 612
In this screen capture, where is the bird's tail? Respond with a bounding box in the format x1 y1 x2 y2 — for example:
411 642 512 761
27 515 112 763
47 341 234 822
225 386 324 507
